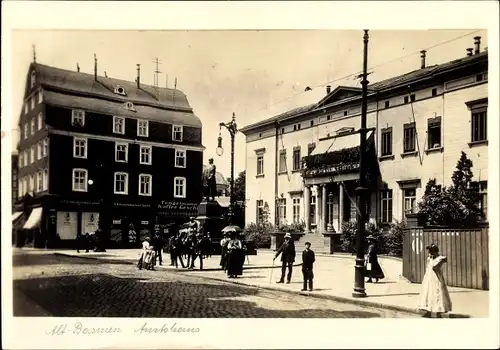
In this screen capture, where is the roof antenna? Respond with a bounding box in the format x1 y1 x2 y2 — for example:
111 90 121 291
77 63 80 72
173 77 177 105
94 53 98 81
32 45 36 63
152 57 162 88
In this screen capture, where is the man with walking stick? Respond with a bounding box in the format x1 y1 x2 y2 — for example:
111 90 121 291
273 233 296 284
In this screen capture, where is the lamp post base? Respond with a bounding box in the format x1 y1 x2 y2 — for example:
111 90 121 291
352 257 367 298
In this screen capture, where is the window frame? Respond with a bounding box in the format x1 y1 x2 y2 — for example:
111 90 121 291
114 172 129 195
37 170 43 192
310 195 317 226
381 127 393 156
403 122 416 153
403 188 417 217
73 137 88 159
173 176 187 198
139 145 152 165
172 125 183 142
72 168 88 192
380 189 393 224
43 169 48 191
137 120 149 137
30 118 36 135
174 149 187 168
38 90 43 104
37 112 43 131
113 116 125 135
37 141 43 160
30 71 36 89
71 109 85 127
292 197 301 223
278 198 287 225
30 146 35 164
115 142 129 163
23 123 29 140
278 150 287 173
138 174 152 196
256 199 264 224
427 116 442 149
256 154 264 176
471 107 487 143
292 147 301 171
43 138 48 157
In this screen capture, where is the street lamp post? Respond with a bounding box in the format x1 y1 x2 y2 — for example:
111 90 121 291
353 29 370 298
216 112 238 225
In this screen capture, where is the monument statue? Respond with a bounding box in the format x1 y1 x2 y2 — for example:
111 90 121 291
202 158 218 201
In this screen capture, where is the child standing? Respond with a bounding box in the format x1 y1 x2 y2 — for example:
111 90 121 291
418 244 452 317
301 242 315 291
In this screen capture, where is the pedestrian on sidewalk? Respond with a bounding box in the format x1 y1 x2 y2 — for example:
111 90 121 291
172 234 186 268
301 242 315 291
273 232 296 284
138 237 155 271
418 244 452 318
189 233 204 270
365 235 385 283
152 231 164 266
76 232 86 253
168 234 176 266
226 232 244 278
220 233 230 271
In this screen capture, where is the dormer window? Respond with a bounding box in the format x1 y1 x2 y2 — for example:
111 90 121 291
30 71 36 89
114 85 127 96
172 125 183 142
71 109 85 127
123 101 136 112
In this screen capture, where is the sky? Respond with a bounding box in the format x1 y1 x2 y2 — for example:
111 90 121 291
9 29 488 178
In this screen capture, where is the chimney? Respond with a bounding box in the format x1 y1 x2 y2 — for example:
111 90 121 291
326 85 331 94
136 64 141 89
104 71 108 78
94 54 97 80
466 48 473 57
420 50 427 69
76 63 80 72
474 36 481 55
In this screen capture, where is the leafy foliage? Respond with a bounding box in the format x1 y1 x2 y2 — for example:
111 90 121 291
418 152 482 227
380 220 406 256
340 221 381 254
278 221 306 233
232 170 246 202
243 222 273 248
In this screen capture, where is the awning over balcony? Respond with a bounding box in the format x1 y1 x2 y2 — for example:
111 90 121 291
23 207 43 230
12 212 23 222
310 130 373 157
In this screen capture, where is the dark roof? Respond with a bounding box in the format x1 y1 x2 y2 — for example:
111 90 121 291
240 51 488 133
33 63 202 126
44 90 202 127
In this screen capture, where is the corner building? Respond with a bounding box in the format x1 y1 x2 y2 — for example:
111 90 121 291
14 61 204 248
241 43 489 253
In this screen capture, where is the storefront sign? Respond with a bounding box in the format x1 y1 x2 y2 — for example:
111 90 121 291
114 202 151 208
61 200 100 206
158 200 198 211
141 221 149 225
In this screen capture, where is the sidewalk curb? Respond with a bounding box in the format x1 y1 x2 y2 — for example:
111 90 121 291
258 249 403 262
192 273 470 318
53 253 302 272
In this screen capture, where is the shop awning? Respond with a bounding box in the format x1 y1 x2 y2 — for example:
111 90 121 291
23 207 43 230
12 212 23 222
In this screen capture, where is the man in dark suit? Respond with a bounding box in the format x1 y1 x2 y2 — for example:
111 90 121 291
301 242 316 291
152 231 164 266
273 233 296 284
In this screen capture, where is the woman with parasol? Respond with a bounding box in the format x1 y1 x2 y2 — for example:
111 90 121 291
223 225 245 278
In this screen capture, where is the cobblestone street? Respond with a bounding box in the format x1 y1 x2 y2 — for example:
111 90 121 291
12 251 417 318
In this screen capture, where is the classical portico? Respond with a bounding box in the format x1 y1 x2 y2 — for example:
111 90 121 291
301 128 377 235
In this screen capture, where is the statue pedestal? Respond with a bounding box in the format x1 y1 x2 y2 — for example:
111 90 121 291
196 200 225 254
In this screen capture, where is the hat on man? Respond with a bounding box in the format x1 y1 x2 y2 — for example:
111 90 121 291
284 233 292 239
305 242 311 246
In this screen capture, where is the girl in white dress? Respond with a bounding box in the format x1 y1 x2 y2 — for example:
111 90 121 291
418 244 452 317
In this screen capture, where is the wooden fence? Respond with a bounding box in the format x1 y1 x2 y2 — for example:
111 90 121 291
403 227 489 290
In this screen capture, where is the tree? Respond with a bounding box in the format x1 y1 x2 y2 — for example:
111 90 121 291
418 152 481 227
232 170 246 202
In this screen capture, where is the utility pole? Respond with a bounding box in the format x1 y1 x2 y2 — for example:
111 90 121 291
353 29 370 298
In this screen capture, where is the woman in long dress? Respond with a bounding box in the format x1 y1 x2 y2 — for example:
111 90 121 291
220 233 230 271
365 235 385 283
418 244 452 317
226 233 244 278
138 237 155 271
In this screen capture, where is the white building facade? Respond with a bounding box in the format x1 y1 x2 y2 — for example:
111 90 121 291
241 43 488 252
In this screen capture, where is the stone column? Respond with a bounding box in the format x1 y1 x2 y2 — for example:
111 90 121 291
338 182 344 233
321 184 327 233
304 185 310 232
313 185 320 231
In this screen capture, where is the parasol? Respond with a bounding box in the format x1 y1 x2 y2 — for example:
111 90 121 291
221 225 243 234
